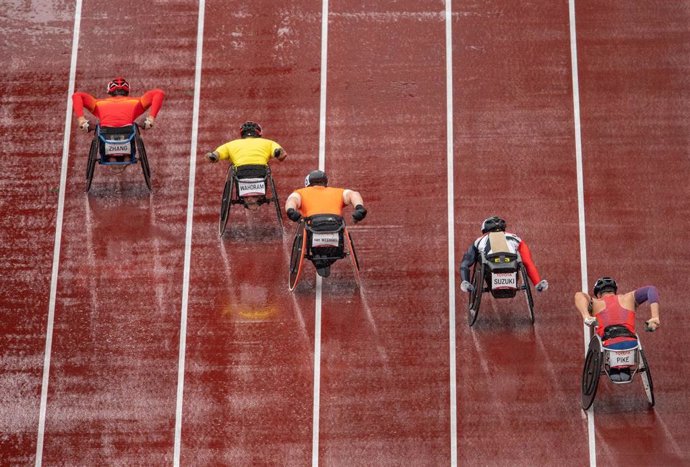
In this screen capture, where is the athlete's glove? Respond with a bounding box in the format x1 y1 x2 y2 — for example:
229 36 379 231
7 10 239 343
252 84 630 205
460 280 474 293
535 279 549 292
78 118 90 133
206 152 219 163
645 317 660 332
352 204 367 222
143 115 155 130
584 316 597 326
287 208 301 222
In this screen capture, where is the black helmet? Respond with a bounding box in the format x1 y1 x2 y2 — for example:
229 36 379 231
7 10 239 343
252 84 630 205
481 216 506 234
305 170 328 187
240 121 262 138
593 277 618 297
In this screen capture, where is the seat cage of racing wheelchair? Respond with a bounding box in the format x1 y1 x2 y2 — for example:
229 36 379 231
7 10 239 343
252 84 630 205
600 325 642 382
481 252 521 299
97 125 137 165
304 215 346 263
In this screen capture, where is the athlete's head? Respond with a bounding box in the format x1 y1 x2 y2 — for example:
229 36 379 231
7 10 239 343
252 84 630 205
481 216 506 234
107 77 130 96
304 170 328 187
240 121 262 138
593 276 618 298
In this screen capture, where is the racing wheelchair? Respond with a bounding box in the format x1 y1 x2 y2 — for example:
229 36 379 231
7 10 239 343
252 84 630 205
581 322 654 410
288 214 360 291
85 124 151 192
219 164 283 236
467 233 534 326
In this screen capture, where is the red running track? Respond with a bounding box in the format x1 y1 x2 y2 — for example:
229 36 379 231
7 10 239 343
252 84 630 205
1 1 688 465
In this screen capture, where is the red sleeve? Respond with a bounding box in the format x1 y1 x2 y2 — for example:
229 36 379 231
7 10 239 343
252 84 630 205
138 89 165 117
518 240 541 285
72 92 98 117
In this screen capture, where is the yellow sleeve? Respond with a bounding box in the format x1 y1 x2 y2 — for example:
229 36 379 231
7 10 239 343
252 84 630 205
214 142 232 161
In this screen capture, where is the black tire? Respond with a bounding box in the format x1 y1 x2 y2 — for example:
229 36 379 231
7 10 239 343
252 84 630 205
219 167 234 236
581 337 603 410
289 223 306 290
85 137 98 192
468 262 483 326
269 174 283 230
639 349 655 407
136 130 152 191
520 263 535 324
346 230 360 271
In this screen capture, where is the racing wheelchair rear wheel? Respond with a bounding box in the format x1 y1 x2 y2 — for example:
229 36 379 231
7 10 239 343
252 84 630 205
219 166 235 236
85 137 99 192
467 262 484 326
135 130 152 191
344 228 360 287
639 348 655 407
268 173 283 230
520 263 535 324
581 337 603 410
289 223 307 291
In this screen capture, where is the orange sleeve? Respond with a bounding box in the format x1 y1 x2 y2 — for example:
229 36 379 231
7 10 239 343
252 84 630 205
518 240 541 285
72 92 98 117
138 89 165 117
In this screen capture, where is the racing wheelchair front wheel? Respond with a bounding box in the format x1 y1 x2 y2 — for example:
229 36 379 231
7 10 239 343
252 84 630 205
467 262 484 327
581 337 603 410
520 263 535 324
289 223 307 291
135 129 152 191
219 166 235 236
85 137 99 192
639 348 655 407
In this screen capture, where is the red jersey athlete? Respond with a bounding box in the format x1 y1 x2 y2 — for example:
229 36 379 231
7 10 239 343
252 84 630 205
72 77 164 132
459 216 548 294
574 277 660 381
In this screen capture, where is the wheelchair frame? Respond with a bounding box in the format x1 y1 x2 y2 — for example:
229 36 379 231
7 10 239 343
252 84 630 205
219 165 283 236
288 215 360 291
581 325 654 410
467 252 534 326
85 124 151 192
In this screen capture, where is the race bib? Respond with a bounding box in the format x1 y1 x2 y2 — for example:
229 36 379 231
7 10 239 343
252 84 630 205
609 349 636 368
312 232 339 248
104 141 131 155
491 272 516 289
238 178 266 197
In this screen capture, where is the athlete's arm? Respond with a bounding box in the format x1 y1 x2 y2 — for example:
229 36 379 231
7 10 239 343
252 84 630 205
517 240 541 285
139 89 165 117
273 147 287 161
634 286 660 329
285 192 301 211
574 292 594 321
343 189 363 207
459 244 478 283
72 92 98 117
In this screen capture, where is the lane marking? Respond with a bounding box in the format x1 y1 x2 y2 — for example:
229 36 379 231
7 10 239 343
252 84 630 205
444 1 458 466
313 2 329 465
567 1 596 465
173 0 205 465
35 1 84 464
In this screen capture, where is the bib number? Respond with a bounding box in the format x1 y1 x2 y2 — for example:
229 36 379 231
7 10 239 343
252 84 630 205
491 272 516 289
104 141 131 155
238 179 266 197
312 232 339 248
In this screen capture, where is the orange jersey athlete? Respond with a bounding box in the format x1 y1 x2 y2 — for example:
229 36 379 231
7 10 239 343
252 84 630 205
72 77 164 131
285 170 367 223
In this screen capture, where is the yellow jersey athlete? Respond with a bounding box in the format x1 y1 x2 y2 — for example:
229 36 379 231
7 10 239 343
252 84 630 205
206 121 286 178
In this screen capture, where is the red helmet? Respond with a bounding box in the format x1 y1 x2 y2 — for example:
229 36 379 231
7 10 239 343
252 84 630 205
240 121 262 138
107 77 130 96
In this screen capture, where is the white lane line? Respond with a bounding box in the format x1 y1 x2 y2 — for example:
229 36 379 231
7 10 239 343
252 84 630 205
313 2 329 465
173 0 205 465
444 1 458 466
35 1 83 465
568 1 595 466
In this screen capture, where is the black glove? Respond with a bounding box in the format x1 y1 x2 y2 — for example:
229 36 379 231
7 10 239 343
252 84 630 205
352 204 367 222
287 208 301 222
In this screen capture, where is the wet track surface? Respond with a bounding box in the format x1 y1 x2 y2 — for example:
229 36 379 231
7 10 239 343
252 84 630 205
1 1 688 465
